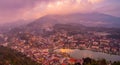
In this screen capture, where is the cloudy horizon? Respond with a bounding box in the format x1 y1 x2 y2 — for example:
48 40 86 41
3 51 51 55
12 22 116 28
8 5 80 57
0 0 120 24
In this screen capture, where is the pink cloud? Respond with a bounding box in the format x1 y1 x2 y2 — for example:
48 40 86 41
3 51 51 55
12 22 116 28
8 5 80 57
0 0 119 24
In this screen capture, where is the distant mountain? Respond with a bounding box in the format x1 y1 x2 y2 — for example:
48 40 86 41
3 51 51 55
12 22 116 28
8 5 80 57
0 20 30 33
28 12 120 28
4 12 120 33
6 12 120 36
1 12 120 34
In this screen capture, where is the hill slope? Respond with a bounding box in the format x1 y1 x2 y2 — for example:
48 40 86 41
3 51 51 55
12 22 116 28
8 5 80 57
0 46 41 65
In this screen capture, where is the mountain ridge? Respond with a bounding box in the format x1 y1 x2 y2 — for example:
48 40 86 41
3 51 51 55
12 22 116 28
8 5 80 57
28 12 120 28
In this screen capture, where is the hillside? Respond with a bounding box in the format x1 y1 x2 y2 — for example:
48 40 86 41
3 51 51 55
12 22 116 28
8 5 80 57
0 46 41 65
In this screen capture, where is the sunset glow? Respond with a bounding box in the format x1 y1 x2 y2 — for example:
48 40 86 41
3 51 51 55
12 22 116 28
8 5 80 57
0 0 120 24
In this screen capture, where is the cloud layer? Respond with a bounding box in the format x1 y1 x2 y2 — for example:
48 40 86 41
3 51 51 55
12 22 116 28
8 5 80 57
0 0 119 24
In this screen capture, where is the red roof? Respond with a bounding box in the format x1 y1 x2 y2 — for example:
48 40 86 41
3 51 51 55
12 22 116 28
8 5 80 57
69 58 76 62
62 63 67 65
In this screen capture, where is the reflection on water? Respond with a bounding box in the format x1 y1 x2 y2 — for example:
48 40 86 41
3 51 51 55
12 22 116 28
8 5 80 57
55 49 120 62
57 49 73 53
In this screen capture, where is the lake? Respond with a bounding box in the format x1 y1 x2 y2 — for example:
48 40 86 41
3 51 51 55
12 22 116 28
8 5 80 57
55 49 120 62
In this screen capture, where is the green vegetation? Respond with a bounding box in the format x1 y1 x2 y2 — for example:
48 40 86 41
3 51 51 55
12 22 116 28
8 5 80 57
112 62 120 65
0 46 41 65
82 57 120 65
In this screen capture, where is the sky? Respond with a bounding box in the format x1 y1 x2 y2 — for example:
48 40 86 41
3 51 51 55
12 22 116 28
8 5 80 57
0 0 120 24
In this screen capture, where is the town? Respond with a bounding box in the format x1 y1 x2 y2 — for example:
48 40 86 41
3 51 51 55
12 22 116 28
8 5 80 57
0 23 120 65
